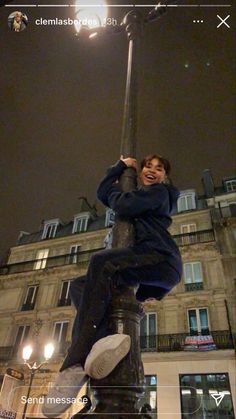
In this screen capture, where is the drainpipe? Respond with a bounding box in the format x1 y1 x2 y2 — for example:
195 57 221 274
224 299 235 352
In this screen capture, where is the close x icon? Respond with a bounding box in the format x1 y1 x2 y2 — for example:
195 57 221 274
217 15 230 29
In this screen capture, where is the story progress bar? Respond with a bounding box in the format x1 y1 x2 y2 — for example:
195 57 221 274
4 4 232 8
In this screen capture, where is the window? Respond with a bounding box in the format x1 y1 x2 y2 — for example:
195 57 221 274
177 191 196 212
42 220 59 239
184 262 203 291
181 224 197 245
68 245 80 264
233 229 236 242
34 249 49 270
137 375 157 418
229 203 236 217
140 313 157 350
42 224 57 239
0 376 3 391
21 285 39 311
225 179 236 192
180 373 235 419
72 215 89 234
105 209 115 227
104 230 113 249
187 308 209 335
58 281 71 306
14 325 30 353
53 321 69 345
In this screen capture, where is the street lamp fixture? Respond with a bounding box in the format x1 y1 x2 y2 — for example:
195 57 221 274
22 345 33 362
74 0 108 36
74 1 176 39
44 343 54 360
21 343 54 419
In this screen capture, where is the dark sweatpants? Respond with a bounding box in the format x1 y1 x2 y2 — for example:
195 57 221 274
60 244 181 371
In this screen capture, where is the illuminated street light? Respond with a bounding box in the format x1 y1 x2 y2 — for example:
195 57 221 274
22 345 33 362
44 343 54 360
74 0 108 34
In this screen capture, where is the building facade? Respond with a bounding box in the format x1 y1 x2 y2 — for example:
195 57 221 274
0 173 235 419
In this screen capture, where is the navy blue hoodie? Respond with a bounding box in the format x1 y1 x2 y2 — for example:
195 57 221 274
97 160 182 274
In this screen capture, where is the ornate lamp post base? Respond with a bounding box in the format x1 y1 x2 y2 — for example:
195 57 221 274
86 286 145 417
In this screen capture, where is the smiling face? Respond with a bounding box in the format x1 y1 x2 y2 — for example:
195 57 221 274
139 158 166 186
15 13 21 22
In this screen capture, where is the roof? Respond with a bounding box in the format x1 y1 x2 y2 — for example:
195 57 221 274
17 214 108 246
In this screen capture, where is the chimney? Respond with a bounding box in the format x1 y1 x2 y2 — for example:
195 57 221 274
17 231 30 244
201 169 215 198
77 197 97 218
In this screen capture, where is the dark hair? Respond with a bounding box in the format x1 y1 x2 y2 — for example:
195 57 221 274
140 154 171 175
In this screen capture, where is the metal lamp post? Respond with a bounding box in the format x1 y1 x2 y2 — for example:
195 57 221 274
89 10 145 418
73 2 175 417
21 343 54 419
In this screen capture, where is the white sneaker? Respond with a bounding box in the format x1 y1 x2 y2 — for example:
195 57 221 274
84 334 131 380
42 364 87 417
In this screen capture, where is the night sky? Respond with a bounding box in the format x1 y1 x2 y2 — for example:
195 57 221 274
0 0 235 262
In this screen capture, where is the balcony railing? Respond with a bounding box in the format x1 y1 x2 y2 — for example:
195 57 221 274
57 298 71 307
0 341 71 362
173 229 215 247
0 346 15 361
21 302 36 311
1 331 234 361
140 330 235 352
0 231 215 275
185 282 204 292
0 247 105 275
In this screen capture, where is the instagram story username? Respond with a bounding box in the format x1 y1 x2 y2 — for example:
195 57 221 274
35 17 118 26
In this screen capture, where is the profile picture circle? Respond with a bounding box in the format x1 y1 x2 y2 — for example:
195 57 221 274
8 11 28 32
